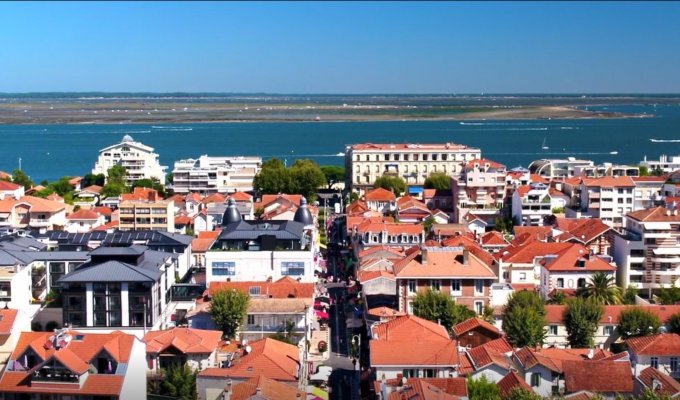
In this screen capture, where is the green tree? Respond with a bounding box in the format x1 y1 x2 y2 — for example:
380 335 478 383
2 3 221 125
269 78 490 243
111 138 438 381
270 320 300 345
638 165 650 176
657 286 680 305
209 289 249 339
668 312 680 335
494 216 514 233
106 164 128 186
373 175 406 196
289 159 326 202
423 216 436 236
33 187 55 198
481 305 495 324
157 363 197 400
623 285 638 305
618 307 661 339
320 165 345 188
637 388 672 400
502 291 546 347
166 172 174 184
82 173 105 187
577 272 622 305
564 297 604 348
412 289 476 331
423 172 451 190
11 169 33 190
503 387 542 400
132 177 166 197
253 158 293 195
100 183 125 199
48 176 75 196
548 291 567 305
467 375 501 400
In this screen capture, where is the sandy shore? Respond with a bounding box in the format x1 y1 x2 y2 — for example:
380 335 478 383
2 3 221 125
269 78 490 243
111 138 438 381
0 102 651 124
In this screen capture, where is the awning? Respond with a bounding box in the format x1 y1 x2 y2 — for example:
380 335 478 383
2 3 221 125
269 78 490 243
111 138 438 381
652 248 680 255
408 185 424 194
645 222 672 230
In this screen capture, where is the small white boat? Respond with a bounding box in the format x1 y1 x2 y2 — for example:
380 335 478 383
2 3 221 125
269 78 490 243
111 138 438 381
610 151 618 155
336 152 344 156
542 138 549 150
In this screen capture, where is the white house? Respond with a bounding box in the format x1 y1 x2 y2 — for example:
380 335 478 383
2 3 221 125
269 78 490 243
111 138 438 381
512 183 560 226
92 134 167 185
627 334 680 378
143 328 223 372
65 209 106 233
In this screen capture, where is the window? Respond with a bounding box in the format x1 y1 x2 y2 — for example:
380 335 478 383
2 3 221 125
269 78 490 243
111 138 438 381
408 280 417 294
531 373 541 387
519 272 527 281
404 154 409 161
212 261 236 276
0 282 11 301
577 278 586 288
281 262 305 276
247 315 255 325
92 283 122 328
556 278 564 288
384 154 390 161
604 325 613 335
451 279 461 294
249 286 261 296
475 301 483 315
645 238 656 245
651 357 659 369
474 279 484 295
423 154 428 161
549 325 558 335
430 280 441 292
671 358 678 372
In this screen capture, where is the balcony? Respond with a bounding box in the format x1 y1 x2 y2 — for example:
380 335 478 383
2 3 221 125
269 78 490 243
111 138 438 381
29 219 51 227
589 192 600 199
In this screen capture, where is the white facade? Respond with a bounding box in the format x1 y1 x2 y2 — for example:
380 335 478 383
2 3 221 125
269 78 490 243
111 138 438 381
204 250 317 283
119 336 149 399
65 215 106 233
580 180 636 228
345 142 481 191
92 135 166 185
512 183 555 226
172 155 262 194
640 154 680 174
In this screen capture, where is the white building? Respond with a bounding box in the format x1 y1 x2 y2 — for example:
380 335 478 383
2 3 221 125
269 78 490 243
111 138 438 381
345 142 481 192
640 154 680 174
577 176 636 228
92 135 167 186
512 183 564 226
172 155 262 194
528 158 594 179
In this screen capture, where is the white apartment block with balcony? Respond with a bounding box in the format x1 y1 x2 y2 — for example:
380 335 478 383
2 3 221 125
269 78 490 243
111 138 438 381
572 163 640 178
512 183 563 226
632 176 666 210
640 154 680 174
172 155 262 194
452 159 506 223
528 158 594 179
92 135 167 186
578 176 636 228
614 206 680 292
118 200 175 232
345 142 481 192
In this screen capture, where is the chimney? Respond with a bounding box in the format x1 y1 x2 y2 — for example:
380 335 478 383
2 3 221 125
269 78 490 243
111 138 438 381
256 387 262 396
463 249 469 265
422 247 428 265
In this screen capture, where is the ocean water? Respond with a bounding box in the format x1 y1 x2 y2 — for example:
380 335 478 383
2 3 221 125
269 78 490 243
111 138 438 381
1 103 679 183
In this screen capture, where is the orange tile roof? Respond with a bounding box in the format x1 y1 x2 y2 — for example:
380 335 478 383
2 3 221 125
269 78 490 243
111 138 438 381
628 206 680 222
530 174 549 184
201 193 227 205
0 180 21 191
198 338 299 381
497 371 532 398
208 277 314 299
627 333 680 356
498 241 572 264
466 344 511 371
365 187 396 202
480 231 507 246
92 206 113 216
0 372 124 396
144 328 222 354
67 209 101 220
228 375 305 400
513 226 552 242
93 220 118 231
175 215 193 225
395 248 496 279
0 171 12 180
541 244 616 272
0 196 65 213
121 187 159 201
637 366 680 397
583 176 636 188
451 318 502 338
545 305 680 325
229 191 253 202
81 185 103 194
191 238 215 253
357 270 396 282
387 378 461 400
554 218 611 244
514 347 612 373
563 360 633 393
564 392 597 400
0 309 18 335
357 245 404 259
356 222 424 235
53 347 90 374
367 307 405 318
465 158 505 169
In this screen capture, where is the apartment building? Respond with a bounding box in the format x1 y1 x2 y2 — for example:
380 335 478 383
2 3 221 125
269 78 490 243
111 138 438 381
0 195 67 231
572 163 640 178
614 206 680 291
528 158 594 179
92 134 166 185
345 142 481 192
640 154 680 174
577 176 636 228
632 176 666 210
512 183 565 226
452 158 506 223
118 188 174 232
172 155 262 194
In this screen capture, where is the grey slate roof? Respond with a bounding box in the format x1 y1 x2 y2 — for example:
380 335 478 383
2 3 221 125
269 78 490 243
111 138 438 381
218 220 305 241
58 260 161 283
89 244 147 257
36 230 192 247
0 236 47 251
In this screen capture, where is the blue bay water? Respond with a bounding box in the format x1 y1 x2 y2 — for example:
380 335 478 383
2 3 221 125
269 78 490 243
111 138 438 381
2 104 680 183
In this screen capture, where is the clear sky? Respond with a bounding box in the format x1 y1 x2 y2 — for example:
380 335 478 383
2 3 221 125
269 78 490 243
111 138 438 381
1 1 679 94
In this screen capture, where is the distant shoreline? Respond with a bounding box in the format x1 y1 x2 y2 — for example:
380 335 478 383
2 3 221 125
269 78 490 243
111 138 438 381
0 104 652 125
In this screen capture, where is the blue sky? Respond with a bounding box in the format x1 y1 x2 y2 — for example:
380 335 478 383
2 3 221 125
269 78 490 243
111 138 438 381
1 1 679 93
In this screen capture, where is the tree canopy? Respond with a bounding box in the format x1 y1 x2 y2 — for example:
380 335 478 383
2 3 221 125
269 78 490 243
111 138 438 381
253 158 326 201
156 363 197 400
623 285 639 305
101 165 129 199
668 312 680 335
577 272 622 305
373 175 406 196
564 297 603 348
209 289 249 339
617 307 661 339
10 169 33 190
82 173 105 187
467 376 500 400
320 165 345 188
412 288 476 331
502 291 546 347
503 387 542 400
423 172 451 190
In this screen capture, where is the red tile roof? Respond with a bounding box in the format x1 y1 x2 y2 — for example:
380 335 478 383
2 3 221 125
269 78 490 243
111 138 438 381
451 318 502 338
498 241 572 264
92 206 113 216
121 187 159 202
367 307 405 319
366 187 397 202
480 231 507 246
198 338 299 381
636 366 680 397
513 226 552 242
583 176 636 188
0 196 65 213
554 218 611 244
564 391 597 400
541 244 616 272
144 328 222 354
81 185 102 194
387 378 461 400
627 333 680 356
465 159 505 169
628 206 680 222
0 180 21 191
395 247 496 279
466 344 511 371
208 277 314 299
191 238 216 253
229 191 253 202
356 222 424 235
228 375 305 400
0 309 18 335
545 305 680 325
67 209 101 220
201 193 227 205
497 371 532 398
563 360 633 393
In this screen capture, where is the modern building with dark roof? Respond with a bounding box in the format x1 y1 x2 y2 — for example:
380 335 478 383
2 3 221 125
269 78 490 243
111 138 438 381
205 197 319 283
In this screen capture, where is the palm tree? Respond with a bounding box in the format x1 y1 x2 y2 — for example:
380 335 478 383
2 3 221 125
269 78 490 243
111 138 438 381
577 272 622 305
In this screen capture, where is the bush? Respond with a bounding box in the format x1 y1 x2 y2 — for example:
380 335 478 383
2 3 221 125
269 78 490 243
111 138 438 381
618 307 661 339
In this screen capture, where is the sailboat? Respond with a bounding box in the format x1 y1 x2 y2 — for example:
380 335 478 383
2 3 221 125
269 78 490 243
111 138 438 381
542 138 550 150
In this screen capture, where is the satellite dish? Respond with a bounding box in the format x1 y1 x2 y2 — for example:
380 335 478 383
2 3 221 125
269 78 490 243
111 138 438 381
245 345 252 354
401 377 407 385
241 339 247 346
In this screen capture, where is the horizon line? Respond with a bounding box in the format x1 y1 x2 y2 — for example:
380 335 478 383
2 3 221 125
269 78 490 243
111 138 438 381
2 91 680 97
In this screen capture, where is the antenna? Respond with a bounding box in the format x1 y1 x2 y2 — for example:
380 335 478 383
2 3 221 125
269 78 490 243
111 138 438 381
18 157 21 171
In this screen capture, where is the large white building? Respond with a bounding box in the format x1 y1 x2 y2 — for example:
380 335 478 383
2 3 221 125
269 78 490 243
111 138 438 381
640 154 680 174
172 155 262 194
577 176 636 228
92 135 167 186
344 142 481 192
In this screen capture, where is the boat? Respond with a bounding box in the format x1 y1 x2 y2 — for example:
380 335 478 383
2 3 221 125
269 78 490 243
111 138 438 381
336 152 344 156
609 151 618 155
542 138 549 150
